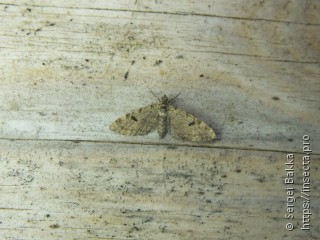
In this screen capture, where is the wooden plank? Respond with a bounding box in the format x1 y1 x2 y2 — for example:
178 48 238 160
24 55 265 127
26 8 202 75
0 2 319 152
1 139 319 239
1 0 319 24
0 1 319 239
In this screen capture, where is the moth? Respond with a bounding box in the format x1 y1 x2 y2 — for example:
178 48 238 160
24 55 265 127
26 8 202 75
110 95 216 142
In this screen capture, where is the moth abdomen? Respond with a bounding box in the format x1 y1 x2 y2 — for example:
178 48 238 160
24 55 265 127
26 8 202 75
157 103 168 138
157 116 168 138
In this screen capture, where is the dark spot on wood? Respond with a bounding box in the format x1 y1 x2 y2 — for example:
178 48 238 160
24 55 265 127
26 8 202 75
143 56 146 60
72 140 81 143
26 8 32 12
167 146 178 150
35 28 41 34
85 59 89 62
49 224 60 229
46 214 50 218
257 176 266 183
127 36 135 41
272 96 280 100
124 71 129 80
188 121 196 126
235 169 242 173
199 74 204 77
154 60 163 66
143 217 153 223
176 55 184 59
42 62 46 65
221 174 227 178
49 23 55 26
131 116 138 121
129 226 141 233
131 60 135 65
288 138 293 142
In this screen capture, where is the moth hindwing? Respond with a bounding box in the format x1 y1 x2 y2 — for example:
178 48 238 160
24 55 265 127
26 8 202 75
110 95 216 142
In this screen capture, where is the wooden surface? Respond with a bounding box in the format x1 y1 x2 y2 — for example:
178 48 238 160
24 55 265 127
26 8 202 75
0 0 319 239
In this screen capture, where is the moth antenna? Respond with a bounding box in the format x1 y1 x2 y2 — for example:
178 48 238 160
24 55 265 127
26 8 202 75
148 87 161 102
169 92 181 103
145 84 161 101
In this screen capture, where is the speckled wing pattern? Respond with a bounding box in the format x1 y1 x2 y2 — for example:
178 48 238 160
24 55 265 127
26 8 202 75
168 106 216 142
110 96 216 142
110 104 160 136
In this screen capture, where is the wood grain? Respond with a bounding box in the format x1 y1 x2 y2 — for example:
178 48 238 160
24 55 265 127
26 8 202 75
0 0 319 239
1 140 319 239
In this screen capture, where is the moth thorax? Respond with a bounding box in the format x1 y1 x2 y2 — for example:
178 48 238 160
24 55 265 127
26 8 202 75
161 95 169 104
157 105 168 138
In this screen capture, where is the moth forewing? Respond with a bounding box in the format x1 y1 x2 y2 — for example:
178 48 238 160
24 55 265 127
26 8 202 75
110 104 159 136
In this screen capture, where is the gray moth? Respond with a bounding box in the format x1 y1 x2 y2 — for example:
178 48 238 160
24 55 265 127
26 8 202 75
110 95 216 142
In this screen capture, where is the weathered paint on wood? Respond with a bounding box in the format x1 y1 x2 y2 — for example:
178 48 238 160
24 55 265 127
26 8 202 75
0 1 319 152
0 0 319 239
1 140 319 239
